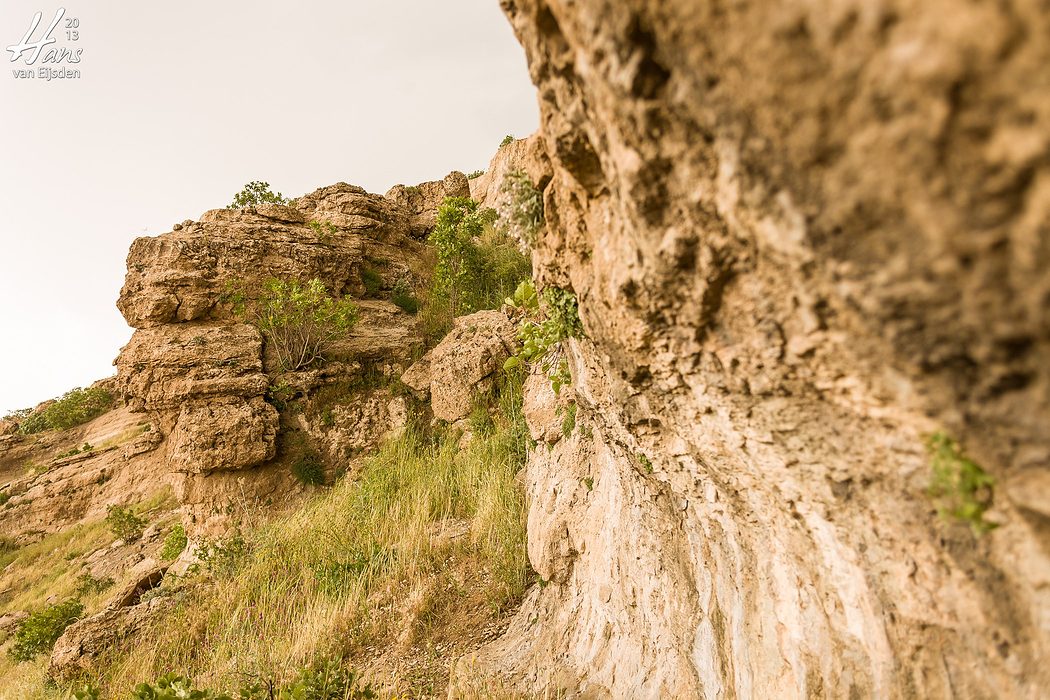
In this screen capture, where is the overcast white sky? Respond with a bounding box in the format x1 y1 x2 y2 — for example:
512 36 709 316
0 1 538 413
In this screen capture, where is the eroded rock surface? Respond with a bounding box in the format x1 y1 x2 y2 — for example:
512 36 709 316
473 1 1050 697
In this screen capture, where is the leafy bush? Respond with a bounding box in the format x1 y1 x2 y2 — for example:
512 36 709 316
9 598 84 661
419 197 530 343
429 197 495 317
240 278 358 372
359 266 383 297
504 281 583 393
466 169 484 179
0 491 9 507
292 452 326 486
106 505 146 542
161 524 188 561
16 386 114 435
500 134 515 147
498 169 544 245
75 571 114 596
227 181 288 209
927 431 998 535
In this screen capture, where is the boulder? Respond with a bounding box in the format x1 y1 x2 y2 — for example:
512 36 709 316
402 311 519 421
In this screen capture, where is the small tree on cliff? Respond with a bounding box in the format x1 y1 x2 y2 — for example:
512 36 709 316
243 278 358 372
429 197 497 318
227 181 288 209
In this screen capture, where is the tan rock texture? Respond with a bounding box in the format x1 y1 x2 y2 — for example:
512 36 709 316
475 1 1050 697
402 311 519 422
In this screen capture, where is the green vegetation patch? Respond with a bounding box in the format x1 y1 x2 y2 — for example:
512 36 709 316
13 386 114 435
927 431 998 535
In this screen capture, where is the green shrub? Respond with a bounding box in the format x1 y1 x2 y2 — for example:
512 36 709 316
75 571 114 597
161 524 188 561
194 534 249 577
498 169 544 245
359 266 383 297
16 386 114 435
106 504 146 542
0 535 18 554
0 491 9 507
292 452 326 486
638 453 654 474
238 278 358 372
466 169 484 179
9 598 84 661
504 281 583 393
500 134 515 147
308 220 338 243
419 197 530 344
927 431 998 535
227 181 288 209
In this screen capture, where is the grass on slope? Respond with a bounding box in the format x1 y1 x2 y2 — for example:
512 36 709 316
101 370 533 697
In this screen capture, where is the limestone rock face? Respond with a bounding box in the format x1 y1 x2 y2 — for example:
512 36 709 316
474 1 1050 697
402 311 519 422
167 398 278 474
386 171 471 237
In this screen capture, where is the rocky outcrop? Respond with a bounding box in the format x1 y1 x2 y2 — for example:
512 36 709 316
112 175 460 531
402 311 519 422
472 1 1050 697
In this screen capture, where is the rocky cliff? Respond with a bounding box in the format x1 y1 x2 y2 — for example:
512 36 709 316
469 0 1050 697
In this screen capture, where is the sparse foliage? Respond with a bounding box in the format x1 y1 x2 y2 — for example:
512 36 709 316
15 386 114 435
161 524 188 561
500 134 515 147
467 169 484 179
927 431 998 535
504 280 583 393
241 278 358 372
498 169 544 245
227 181 288 209
106 505 146 542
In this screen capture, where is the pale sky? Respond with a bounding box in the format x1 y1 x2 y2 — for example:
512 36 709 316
0 1 538 413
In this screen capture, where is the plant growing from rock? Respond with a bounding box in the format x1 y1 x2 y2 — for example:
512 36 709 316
227 181 288 209
926 431 998 535
467 169 485 179
292 452 326 486
106 504 146 542
244 278 358 372
15 386 114 435
9 598 84 661
498 169 544 245
504 280 583 394
308 219 338 243
161 524 188 560
500 134 516 147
